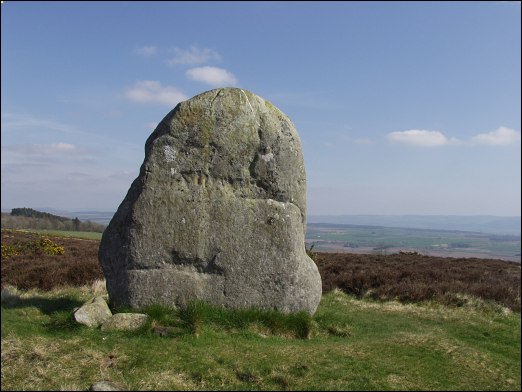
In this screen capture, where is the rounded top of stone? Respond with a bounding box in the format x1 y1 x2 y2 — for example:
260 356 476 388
190 87 261 100
179 87 288 120
143 86 303 206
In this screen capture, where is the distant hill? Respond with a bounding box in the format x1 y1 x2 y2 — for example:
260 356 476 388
3 209 519 236
31 208 115 225
308 215 521 236
1 208 106 232
10 207 70 222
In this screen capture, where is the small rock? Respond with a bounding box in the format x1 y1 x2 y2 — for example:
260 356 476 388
74 296 112 328
100 313 149 331
89 380 124 391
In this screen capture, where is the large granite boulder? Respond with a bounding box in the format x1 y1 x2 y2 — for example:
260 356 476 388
99 88 321 314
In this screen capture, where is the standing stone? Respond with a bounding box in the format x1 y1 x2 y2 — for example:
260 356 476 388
99 88 322 314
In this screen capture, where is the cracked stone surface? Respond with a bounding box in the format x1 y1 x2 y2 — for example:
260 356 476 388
99 88 322 314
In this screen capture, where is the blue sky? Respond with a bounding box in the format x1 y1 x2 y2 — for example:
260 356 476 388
1 1 521 216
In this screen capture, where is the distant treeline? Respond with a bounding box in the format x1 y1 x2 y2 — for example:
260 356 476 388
1 208 106 233
10 207 71 221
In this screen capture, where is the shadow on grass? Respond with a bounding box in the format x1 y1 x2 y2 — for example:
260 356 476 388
2 293 82 314
2 291 84 332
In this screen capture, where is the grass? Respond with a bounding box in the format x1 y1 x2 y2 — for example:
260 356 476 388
1 229 520 389
28 229 103 240
1 283 520 391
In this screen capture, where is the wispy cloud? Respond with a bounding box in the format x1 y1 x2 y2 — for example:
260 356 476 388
472 126 521 146
1 143 99 166
2 112 82 135
133 45 158 56
167 46 221 66
2 112 138 148
1 139 138 210
125 80 188 106
1 161 138 210
387 129 459 147
186 66 238 86
4 142 78 156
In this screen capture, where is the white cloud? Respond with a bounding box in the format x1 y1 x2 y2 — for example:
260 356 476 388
2 112 81 135
1 161 138 211
186 66 238 86
5 142 77 156
387 129 459 147
167 46 221 66
472 126 521 146
2 112 138 147
125 80 188 106
1 143 99 164
133 45 158 56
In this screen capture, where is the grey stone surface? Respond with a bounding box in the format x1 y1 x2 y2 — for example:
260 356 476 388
99 87 322 314
73 296 112 328
89 380 124 391
100 313 149 331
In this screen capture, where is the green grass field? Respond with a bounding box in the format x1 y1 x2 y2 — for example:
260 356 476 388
306 224 521 261
1 284 520 391
27 229 103 240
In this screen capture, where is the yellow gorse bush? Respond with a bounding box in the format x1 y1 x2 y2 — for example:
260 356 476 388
38 238 65 255
1 244 19 259
1 237 64 260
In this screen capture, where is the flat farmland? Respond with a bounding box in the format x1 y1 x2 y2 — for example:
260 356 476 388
306 223 521 262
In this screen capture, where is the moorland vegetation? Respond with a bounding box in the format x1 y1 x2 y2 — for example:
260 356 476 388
1 228 520 391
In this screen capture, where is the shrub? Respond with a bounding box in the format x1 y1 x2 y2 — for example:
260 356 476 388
1 230 104 290
1 244 19 259
316 252 521 312
37 238 65 255
1 237 64 260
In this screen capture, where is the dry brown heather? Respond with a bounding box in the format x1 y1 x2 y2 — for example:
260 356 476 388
1 230 520 312
1 230 103 291
314 252 521 312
